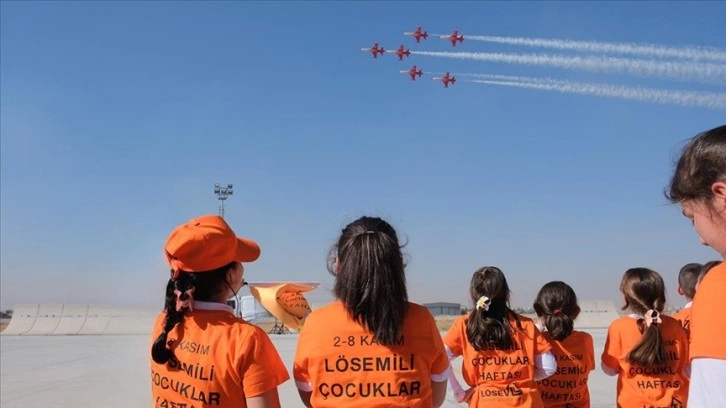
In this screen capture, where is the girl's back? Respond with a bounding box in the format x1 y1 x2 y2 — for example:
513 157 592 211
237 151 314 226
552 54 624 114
537 330 595 408
292 216 450 408
602 315 689 407
445 312 551 407
293 300 449 407
151 306 288 408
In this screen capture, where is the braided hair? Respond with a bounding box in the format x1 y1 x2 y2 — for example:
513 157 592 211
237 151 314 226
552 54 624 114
150 262 235 364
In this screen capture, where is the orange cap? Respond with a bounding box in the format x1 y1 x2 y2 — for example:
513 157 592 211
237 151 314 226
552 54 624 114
165 215 261 278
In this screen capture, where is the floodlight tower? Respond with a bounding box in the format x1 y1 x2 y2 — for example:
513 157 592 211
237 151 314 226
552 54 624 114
213 183 233 218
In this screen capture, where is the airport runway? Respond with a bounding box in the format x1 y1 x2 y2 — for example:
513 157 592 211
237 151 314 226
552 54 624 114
0 329 615 408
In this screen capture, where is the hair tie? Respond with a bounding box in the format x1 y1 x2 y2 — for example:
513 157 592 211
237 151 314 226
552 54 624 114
476 296 491 311
552 309 563 315
644 309 662 327
173 288 195 312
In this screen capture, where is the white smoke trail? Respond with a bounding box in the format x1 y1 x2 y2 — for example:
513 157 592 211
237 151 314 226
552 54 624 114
410 51 726 84
466 77 726 110
464 35 726 62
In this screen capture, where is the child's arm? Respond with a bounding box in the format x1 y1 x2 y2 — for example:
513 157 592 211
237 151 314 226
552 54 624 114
534 350 557 381
295 389 312 408
445 345 471 403
601 323 621 376
601 363 619 376
247 388 283 408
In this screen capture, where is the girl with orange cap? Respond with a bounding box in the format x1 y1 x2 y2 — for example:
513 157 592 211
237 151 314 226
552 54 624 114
150 215 289 408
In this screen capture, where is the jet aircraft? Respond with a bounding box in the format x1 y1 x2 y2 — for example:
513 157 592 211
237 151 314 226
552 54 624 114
441 30 464 47
389 45 411 61
361 43 385 58
433 72 456 87
400 65 423 81
404 26 429 43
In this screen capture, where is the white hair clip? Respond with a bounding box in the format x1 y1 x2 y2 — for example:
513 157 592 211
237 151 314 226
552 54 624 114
476 296 491 311
644 309 662 327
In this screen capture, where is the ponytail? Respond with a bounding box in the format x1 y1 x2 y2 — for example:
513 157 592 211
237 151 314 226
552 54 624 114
619 268 667 366
540 311 575 341
627 310 666 366
151 273 195 364
533 281 581 341
332 223 408 346
465 266 520 351
465 298 515 350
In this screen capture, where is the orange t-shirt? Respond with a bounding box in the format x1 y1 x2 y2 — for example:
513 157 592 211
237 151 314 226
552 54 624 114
150 303 290 408
671 307 692 337
444 313 552 407
293 301 450 408
537 330 595 408
601 315 689 408
690 262 726 360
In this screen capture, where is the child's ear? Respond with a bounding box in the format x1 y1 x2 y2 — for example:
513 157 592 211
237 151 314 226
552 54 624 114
677 285 685 296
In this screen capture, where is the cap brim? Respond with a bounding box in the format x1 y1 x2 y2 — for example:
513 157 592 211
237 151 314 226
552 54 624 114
236 237 261 263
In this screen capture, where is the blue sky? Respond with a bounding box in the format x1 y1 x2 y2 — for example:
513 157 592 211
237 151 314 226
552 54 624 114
1 1 724 311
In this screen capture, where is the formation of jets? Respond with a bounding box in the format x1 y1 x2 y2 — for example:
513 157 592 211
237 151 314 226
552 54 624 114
361 26 461 88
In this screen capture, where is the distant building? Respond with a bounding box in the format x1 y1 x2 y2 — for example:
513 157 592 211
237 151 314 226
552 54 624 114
424 302 463 316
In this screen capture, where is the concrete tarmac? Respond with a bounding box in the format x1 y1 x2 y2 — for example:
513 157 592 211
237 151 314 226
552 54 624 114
0 329 615 408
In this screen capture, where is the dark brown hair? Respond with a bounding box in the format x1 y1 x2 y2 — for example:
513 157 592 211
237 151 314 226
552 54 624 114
533 281 581 341
620 268 667 366
666 125 726 203
465 266 520 351
327 216 408 345
150 262 236 364
678 263 702 299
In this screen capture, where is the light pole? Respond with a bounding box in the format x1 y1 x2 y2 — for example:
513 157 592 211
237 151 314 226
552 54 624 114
215 182 239 316
213 183 233 218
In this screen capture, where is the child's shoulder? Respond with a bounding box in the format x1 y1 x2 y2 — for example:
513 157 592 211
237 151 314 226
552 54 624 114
608 315 637 328
567 330 594 344
507 312 538 332
659 314 688 333
405 301 435 317
509 312 534 325
567 329 592 338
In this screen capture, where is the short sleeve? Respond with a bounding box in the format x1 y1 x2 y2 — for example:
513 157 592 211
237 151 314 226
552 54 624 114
585 333 596 372
533 324 553 355
238 327 290 397
293 317 313 388
676 324 690 373
443 317 466 357
601 323 621 370
427 309 450 378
